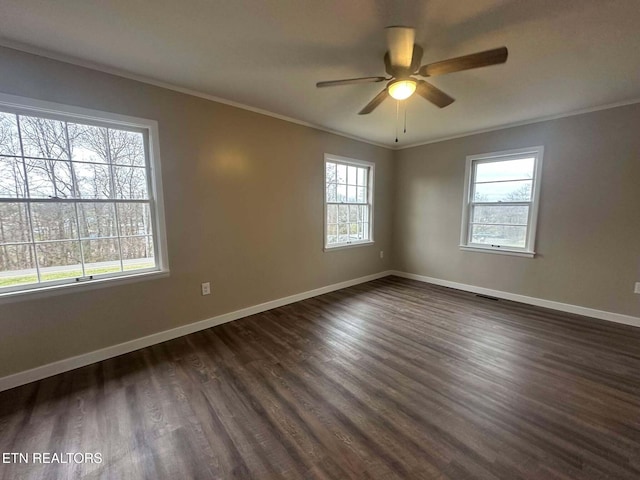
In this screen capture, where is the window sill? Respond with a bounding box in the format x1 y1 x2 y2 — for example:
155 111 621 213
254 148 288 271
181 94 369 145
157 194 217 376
459 245 535 258
0 270 170 305
324 240 375 252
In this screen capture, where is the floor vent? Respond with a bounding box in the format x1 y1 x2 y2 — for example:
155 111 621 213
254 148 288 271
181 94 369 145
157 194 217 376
476 294 500 301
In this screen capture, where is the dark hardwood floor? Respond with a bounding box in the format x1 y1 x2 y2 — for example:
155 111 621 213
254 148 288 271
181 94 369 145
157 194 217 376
1 276 640 479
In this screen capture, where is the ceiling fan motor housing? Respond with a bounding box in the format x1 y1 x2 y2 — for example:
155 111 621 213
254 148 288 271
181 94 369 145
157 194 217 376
384 44 424 77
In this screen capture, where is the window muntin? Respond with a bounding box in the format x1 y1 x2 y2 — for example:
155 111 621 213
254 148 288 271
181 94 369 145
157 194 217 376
0 105 162 295
324 155 374 249
461 147 543 255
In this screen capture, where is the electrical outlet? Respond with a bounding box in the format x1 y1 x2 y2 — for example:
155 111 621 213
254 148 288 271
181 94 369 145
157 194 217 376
201 282 211 296
635 282 640 294
380 250 384 259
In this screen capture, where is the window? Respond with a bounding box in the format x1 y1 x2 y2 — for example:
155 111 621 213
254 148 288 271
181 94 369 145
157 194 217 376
0 93 168 299
460 146 544 257
324 154 374 249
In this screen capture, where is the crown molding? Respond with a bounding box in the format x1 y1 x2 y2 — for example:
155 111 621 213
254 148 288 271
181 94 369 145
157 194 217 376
2 38 640 152
0 39 391 150
394 97 640 150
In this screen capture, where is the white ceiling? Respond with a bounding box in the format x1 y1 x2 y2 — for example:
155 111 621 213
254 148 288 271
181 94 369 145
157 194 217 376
1 0 639 147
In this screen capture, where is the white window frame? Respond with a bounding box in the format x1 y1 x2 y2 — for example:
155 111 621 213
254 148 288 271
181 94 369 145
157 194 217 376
0 92 169 303
324 153 375 251
460 146 544 258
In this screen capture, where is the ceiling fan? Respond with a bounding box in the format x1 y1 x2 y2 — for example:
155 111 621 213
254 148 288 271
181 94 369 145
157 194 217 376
316 26 508 115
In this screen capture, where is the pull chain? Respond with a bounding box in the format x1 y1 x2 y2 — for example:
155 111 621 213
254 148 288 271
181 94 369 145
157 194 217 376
395 100 399 143
403 102 407 134
393 101 409 142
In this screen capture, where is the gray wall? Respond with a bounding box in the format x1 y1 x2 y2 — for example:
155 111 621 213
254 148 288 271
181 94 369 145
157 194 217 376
0 47 394 378
394 104 640 317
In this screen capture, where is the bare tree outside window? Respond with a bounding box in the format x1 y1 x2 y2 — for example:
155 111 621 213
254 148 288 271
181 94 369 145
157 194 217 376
0 110 156 290
461 147 544 255
325 156 373 248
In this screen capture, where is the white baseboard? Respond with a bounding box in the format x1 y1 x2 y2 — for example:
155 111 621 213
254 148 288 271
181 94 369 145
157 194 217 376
390 270 640 328
3 269 638 392
0 270 393 392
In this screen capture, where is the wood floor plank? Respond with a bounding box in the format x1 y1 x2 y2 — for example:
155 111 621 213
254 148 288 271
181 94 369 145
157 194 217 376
1 276 640 479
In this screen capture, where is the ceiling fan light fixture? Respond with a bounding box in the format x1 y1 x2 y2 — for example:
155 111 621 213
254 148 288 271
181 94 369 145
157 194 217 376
388 79 417 100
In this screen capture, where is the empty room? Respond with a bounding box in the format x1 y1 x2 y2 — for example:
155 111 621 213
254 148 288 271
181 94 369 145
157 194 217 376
0 1 639 479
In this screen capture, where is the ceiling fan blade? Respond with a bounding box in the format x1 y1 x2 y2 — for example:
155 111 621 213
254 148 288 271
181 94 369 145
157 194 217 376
416 80 455 108
418 47 508 77
316 76 386 88
385 26 415 68
410 45 424 73
358 89 389 115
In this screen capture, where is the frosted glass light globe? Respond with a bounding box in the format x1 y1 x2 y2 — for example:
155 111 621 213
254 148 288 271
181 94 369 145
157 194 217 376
388 79 417 100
